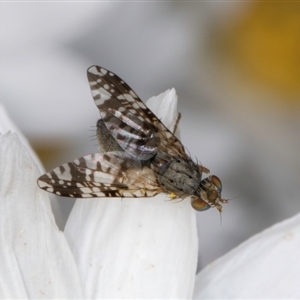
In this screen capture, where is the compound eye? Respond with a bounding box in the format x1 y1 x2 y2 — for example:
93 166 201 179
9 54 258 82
191 197 211 211
210 175 222 192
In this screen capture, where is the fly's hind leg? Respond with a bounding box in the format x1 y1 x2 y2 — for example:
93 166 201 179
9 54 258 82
172 112 181 135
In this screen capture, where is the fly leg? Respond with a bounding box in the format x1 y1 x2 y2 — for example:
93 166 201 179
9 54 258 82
173 112 181 135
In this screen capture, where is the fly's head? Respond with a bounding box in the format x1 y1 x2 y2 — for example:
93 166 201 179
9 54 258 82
191 175 228 213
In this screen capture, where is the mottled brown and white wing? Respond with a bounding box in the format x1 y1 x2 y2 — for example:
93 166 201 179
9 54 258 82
37 151 162 198
87 65 187 159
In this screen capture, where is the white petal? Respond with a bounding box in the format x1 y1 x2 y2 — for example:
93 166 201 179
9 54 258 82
65 90 198 298
0 104 44 173
0 104 65 232
193 213 300 299
0 133 82 298
147 88 179 134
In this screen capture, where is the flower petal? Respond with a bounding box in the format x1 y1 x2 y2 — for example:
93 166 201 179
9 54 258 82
146 88 179 134
193 213 300 298
0 104 44 173
0 132 83 298
64 89 198 299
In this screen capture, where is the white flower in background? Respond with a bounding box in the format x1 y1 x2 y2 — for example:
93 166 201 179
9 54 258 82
1 90 299 299
0 106 82 298
193 213 300 299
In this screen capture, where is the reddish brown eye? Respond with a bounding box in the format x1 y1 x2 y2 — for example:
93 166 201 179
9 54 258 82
210 175 222 192
191 197 211 211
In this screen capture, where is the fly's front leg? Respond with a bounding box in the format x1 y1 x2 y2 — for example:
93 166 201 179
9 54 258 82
199 165 210 174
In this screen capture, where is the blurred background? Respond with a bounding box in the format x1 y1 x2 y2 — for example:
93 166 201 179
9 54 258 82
1 2 300 270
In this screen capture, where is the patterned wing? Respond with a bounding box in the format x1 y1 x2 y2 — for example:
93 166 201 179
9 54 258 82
87 65 187 159
37 152 162 198
96 106 160 160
